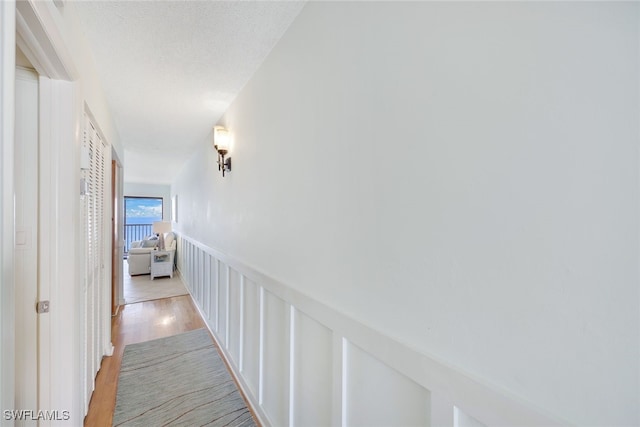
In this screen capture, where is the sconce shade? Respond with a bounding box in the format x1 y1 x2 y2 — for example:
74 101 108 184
214 126 230 153
213 125 232 177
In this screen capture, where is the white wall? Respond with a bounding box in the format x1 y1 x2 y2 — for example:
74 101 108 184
124 182 172 221
172 2 639 425
54 1 124 161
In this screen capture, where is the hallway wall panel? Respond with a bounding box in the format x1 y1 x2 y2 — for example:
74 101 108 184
344 341 431 426
217 262 228 347
291 308 333 427
228 268 242 365
261 290 289 426
241 277 260 397
177 235 562 427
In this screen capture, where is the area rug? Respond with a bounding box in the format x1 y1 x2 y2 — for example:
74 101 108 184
113 329 256 427
123 261 188 304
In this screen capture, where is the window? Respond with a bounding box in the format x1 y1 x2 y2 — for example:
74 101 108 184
124 197 163 253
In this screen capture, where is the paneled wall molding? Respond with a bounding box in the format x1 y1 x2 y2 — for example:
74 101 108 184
177 234 567 427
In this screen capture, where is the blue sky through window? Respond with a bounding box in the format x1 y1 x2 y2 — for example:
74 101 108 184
125 197 163 224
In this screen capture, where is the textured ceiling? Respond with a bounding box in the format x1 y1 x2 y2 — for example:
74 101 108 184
74 1 305 184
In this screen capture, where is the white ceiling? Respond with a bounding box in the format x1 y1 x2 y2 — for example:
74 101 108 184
73 1 305 184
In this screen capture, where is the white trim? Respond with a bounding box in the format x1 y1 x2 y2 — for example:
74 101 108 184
178 234 567 427
104 344 114 358
0 0 16 418
339 336 348 426
257 286 265 406
333 333 344 426
16 17 49 76
239 275 245 372
15 0 77 80
287 305 295 427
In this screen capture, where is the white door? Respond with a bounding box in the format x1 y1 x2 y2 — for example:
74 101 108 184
81 114 108 412
14 66 39 426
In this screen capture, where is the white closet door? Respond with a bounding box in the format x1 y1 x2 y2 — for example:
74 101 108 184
14 67 39 426
81 114 107 413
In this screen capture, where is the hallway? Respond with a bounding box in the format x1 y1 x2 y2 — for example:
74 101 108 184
1 2 637 425
84 295 208 426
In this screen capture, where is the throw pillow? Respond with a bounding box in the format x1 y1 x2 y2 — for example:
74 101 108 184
141 239 158 248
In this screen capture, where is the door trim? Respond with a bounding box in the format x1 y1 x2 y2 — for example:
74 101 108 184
0 0 16 416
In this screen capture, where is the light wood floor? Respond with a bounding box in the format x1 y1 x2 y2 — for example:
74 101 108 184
83 295 206 426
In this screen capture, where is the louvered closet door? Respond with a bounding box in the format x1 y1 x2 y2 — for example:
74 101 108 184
81 114 107 413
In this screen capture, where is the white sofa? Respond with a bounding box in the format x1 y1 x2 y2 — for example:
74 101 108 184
127 232 176 276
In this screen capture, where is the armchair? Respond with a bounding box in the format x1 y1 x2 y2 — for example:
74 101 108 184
127 232 176 276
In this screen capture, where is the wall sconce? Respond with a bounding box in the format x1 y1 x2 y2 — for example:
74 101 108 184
213 125 231 177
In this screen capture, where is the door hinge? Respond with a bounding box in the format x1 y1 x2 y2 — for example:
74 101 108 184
36 300 50 314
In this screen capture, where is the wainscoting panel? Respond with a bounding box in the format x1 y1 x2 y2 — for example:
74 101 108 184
197 250 205 306
291 308 333 427
185 240 193 294
217 262 228 347
344 341 430 426
228 268 242 365
176 235 565 427
191 247 198 301
211 258 219 331
203 254 211 320
242 276 260 397
455 407 487 427
193 248 200 302
260 290 290 427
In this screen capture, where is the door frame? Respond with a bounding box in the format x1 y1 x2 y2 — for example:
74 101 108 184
3 0 87 423
0 0 16 415
112 152 124 314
